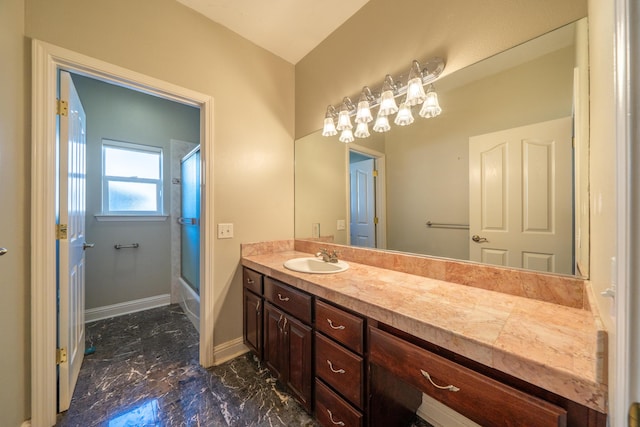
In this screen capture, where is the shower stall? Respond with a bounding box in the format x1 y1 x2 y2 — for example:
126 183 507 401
177 146 200 330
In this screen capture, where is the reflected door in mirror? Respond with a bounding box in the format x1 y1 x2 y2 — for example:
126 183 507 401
469 117 573 274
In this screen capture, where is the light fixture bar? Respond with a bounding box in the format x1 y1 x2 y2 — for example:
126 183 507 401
325 57 445 119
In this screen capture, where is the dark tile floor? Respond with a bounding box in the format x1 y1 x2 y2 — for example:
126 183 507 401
56 304 431 427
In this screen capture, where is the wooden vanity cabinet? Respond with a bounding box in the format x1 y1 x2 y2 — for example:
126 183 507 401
241 268 605 427
369 326 568 427
315 299 366 427
263 278 313 412
242 268 263 359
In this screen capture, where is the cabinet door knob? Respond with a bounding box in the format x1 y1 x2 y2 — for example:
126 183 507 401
327 319 345 330
327 359 345 374
420 369 460 392
327 409 345 426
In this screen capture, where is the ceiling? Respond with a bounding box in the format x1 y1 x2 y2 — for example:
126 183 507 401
175 0 370 64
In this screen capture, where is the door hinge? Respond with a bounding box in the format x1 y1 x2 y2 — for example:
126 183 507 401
374 217 379 225
56 348 67 365
56 99 68 116
56 224 68 240
373 169 378 177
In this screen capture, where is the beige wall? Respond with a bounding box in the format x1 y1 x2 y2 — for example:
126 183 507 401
0 1 30 425
295 0 587 138
25 0 296 349
1 2 294 424
587 0 618 423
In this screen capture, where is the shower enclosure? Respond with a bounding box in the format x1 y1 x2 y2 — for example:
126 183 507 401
178 146 200 330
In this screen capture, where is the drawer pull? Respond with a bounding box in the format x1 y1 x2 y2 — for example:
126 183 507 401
420 369 460 392
327 318 345 330
327 359 346 374
277 293 290 302
247 278 254 284
255 300 261 312
327 409 345 426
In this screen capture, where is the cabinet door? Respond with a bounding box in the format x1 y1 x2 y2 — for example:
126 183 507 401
285 314 313 412
243 289 262 359
264 303 285 380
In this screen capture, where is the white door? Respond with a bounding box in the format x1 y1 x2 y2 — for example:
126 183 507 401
58 70 88 412
469 117 573 274
350 158 376 247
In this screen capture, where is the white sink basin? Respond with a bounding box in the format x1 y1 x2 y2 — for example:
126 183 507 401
283 257 349 274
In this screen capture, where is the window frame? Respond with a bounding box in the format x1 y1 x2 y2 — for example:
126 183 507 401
101 139 164 217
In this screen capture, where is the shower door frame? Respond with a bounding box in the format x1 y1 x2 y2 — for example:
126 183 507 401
31 39 215 426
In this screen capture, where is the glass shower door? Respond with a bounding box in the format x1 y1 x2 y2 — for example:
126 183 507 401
180 147 200 293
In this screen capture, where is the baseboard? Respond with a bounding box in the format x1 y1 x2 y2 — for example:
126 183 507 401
213 337 249 365
85 294 171 323
416 393 480 427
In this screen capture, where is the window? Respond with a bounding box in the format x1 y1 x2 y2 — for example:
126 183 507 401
102 139 163 215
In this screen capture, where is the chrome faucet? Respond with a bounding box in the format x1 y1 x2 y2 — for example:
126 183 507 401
316 248 339 263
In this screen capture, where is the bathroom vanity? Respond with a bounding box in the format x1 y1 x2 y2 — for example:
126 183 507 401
241 240 607 427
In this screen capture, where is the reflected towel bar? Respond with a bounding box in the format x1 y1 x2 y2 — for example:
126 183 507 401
426 221 469 230
114 243 140 249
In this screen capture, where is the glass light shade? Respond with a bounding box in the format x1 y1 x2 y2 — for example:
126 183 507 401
394 102 414 126
322 117 337 136
336 109 353 131
339 128 354 143
419 86 442 118
354 122 370 138
378 90 399 116
373 113 391 133
355 101 373 123
405 77 427 106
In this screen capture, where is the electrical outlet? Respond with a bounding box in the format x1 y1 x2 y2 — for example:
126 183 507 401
217 223 234 239
337 219 346 231
312 223 320 238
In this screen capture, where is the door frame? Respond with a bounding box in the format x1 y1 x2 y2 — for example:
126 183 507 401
31 39 215 426
346 144 387 249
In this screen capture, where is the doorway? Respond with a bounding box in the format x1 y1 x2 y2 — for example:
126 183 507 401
32 40 215 426
348 145 386 249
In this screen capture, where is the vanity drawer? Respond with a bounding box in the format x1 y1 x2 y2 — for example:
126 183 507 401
316 333 363 409
315 300 364 354
315 379 363 427
369 327 567 427
242 267 263 295
264 277 312 324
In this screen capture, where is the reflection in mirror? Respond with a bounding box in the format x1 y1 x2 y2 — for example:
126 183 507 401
295 19 589 278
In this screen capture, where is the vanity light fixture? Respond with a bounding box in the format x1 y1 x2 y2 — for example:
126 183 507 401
419 84 442 118
378 75 399 116
336 97 355 131
405 60 427 106
322 105 338 136
339 128 355 143
355 87 375 124
373 109 391 133
321 57 445 142
394 102 414 126
354 122 371 138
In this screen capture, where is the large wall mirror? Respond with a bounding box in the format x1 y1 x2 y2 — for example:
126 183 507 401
295 18 589 278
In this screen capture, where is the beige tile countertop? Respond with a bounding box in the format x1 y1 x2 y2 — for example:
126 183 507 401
241 245 607 414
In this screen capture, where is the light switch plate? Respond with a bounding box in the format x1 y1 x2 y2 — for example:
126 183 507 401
217 223 234 239
337 219 346 231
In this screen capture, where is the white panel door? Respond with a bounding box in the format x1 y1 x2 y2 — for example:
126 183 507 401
58 70 87 412
469 117 573 274
350 158 376 247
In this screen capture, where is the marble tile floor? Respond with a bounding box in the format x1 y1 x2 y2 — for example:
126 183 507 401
56 304 432 427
